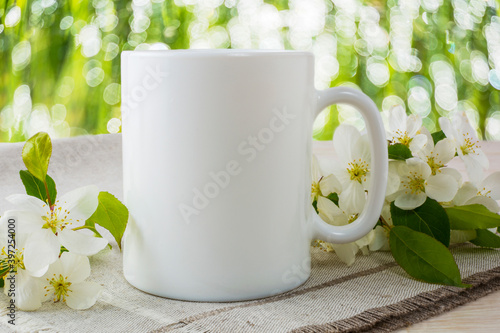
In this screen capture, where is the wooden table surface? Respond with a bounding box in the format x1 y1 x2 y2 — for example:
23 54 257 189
313 140 500 332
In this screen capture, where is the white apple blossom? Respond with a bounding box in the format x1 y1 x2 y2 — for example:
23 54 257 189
0 212 44 310
41 252 102 310
6 185 108 275
439 111 488 185
332 124 371 213
395 158 458 210
452 172 500 213
418 127 456 175
311 155 342 202
386 105 427 154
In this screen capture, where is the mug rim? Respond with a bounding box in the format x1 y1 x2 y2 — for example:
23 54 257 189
121 49 313 58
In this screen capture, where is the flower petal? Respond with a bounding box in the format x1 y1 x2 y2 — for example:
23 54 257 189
465 196 500 214
5 194 48 215
481 171 500 200
388 105 407 134
438 117 456 142
58 252 92 283
331 243 359 266
395 192 427 210
453 182 477 206
409 133 428 154
311 154 322 182
439 167 463 187
23 230 60 276
339 181 366 214
333 124 361 164
462 154 484 186
369 226 390 251
432 138 456 165
65 281 102 310
58 229 108 257
319 174 342 196
59 185 99 223
13 270 43 311
317 196 345 226
426 174 458 202
406 115 422 137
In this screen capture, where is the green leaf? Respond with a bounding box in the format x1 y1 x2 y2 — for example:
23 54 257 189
22 132 52 182
446 205 500 230
326 192 339 206
86 192 128 250
431 130 446 145
470 229 500 248
388 143 412 160
391 198 450 246
390 226 469 288
19 170 57 204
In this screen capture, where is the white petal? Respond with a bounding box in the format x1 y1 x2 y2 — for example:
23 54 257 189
481 171 500 200
425 174 458 202
368 226 390 251
5 194 48 215
319 174 342 196
317 196 345 225
23 230 60 276
453 182 477 206
438 117 456 141
311 154 322 182
355 230 374 248
439 167 463 187
58 229 108 257
386 162 402 196
433 138 456 165
418 127 434 155
59 185 99 223
406 115 422 137
331 243 359 266
58 252 91 283
474 148 489 169
339 181 366 214
395 192 427 210
389 105 407 134
14 270 43 311
465 196 500 214
462 154 484 186
65 281 102 310
333 124 361 163
407 157 432 179
409 134 427 154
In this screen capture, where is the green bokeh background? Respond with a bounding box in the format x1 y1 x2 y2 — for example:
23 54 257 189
1 0 500 142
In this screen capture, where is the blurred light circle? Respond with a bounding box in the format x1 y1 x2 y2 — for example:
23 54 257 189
27 104 51 138
435 84 458 111
354 39 373 56
408 86 432 117
131 16 150 33
5 6 21 27
85 67 105 87
60 16 74 30
12 41 31 71
57 76 75 98
459 59 474 83
79 25 102 58
488 69 500 90
51 104 67 125
104 83 121 105
104 42 119 61
0 105 14 131
367 62 389 87
382 95 405 113
457 100 480 129
486 111 500 140
107 118 122 133
471 51 489 85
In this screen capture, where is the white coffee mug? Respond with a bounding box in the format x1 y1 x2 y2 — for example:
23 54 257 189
121 50 387 302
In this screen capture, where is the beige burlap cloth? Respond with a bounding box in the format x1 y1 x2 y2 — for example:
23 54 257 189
1 135 499 333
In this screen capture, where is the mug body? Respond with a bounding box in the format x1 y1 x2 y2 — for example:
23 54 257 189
121 50 316 301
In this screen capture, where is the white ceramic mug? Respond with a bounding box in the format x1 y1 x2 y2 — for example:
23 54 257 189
121 50 387 302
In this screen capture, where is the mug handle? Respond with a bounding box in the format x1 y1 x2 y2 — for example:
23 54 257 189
311 87 388 244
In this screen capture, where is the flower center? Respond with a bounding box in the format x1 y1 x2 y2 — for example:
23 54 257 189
426 156 443 175
393 130 412 147
1 247 25 272
477 187 492 198
347 159 369 183
460 133 479 155
45 274 72 302
42 206 71 234
348 213 359 224
311 178 322 201
402 173 426 194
